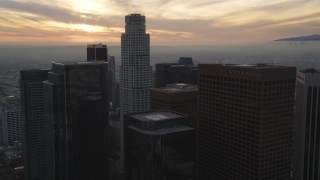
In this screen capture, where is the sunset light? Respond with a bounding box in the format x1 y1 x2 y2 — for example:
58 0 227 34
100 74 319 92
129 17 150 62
0 0 319 45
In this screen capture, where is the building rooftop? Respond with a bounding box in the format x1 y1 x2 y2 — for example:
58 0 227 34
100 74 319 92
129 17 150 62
152 83 197 93
129 111 184 122
201 63 292 69
87 43 107 48
231 63 291 69
127 124 193 135
52 61 106 66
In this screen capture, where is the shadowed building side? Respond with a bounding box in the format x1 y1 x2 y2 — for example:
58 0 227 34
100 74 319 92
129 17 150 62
20 69 54 180
124 111 194 180
197 64 296 179
43 62 109 180
293 69 320 180
150 83 198 128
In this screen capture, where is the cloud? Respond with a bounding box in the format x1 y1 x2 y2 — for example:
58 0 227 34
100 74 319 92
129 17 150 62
0 0 319 45
1 1 76 22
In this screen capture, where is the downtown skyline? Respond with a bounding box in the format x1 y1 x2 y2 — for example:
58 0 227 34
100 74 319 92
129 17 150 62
0 0 320 45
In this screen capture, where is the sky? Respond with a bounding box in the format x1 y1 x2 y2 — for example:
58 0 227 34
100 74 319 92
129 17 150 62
0 0 319 45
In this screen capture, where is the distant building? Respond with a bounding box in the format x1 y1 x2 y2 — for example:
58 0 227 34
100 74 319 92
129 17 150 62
151 83 197 127
20 69 53 180
293 69 320 180
120 14 152 172
43 62 109 180
124 111 194 180
155 62 198 88
87 43 108 61
178 57 194 66
0 96 21 146
197 64 296 179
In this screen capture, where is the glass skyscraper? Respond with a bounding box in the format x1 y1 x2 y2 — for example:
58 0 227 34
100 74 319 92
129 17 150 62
43 62 109 180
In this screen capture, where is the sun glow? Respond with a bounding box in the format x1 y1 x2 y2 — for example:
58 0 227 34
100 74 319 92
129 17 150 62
70 24 105 32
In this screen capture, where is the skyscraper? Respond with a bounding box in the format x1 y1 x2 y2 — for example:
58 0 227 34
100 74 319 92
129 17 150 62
197 64 296 179
87 44 116 109
87 43 108 61
293 69 320 180
124 111 194 180
20 69 53 180
0 96 21 146
120 14 152 172
43 62 109 180
155 63 198 88
120 14 152 114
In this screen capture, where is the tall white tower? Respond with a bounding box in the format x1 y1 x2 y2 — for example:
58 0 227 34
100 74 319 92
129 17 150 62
120 13 152 172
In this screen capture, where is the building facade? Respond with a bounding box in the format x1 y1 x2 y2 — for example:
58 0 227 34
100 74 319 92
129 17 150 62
197 64 296 179
120 13 152 115
108 55 117 109
155 63 198 88
87 43 116 110
20 69 53 180
124 111 194 180
150 83 197 128
120 14 152 172
43 62 109 180
293 69 320 180
0 96 21 146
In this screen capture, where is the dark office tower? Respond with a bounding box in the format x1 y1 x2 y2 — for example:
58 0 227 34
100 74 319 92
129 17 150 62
124 111 194 180
155 63 180 87
43 62 108 180
108 55 116 109
114 82 120 109
155 63 198 88
197 64 296 179
87 43 108 61
150 83 198 127
178 57 194 66
87 44 116 108
20 69 53 180
293 69 320 180
120 14 152 172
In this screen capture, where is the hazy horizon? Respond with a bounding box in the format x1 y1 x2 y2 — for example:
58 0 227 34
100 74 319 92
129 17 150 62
1 42 319 100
